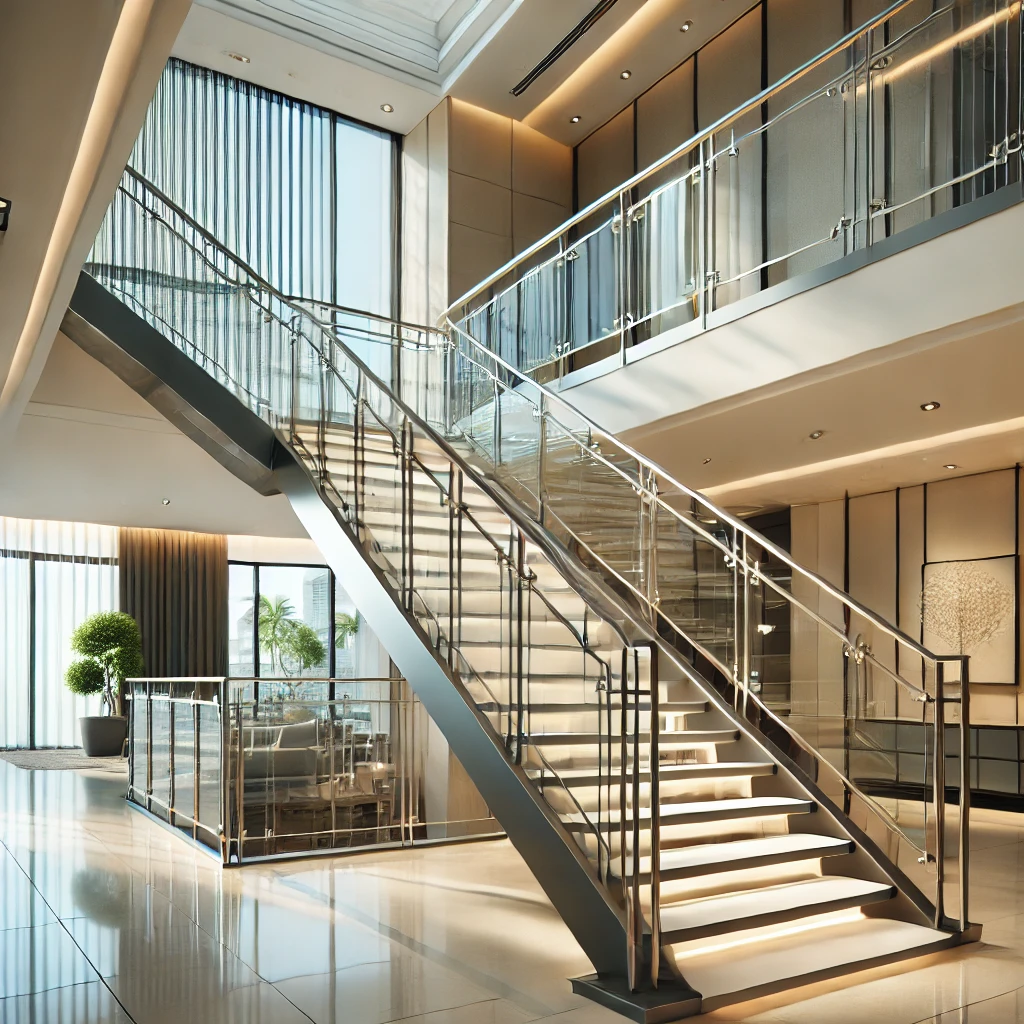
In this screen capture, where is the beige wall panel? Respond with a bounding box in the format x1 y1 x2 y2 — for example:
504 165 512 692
926 470 1015 562
848 491 897 621
576 106 634 209
513 193 570 253
897 485 925 717
699 8 763 305
427 101 451 316
790 505 820 713
766 0 847 283
636 59 695 189
512 121 572 206
816 499 846 717
449 223 513 307
449 171 512 237
401 117 429 325
849 491 898 715
449 98 512 188
697 8 762 127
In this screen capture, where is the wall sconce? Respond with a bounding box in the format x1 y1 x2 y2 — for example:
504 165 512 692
0 197 10 232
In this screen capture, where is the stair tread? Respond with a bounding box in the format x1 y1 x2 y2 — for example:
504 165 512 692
481 701 707 714
563 796 813 828
527 729 738 745
530 761 776 785
660 876 895 940
610 834 854 880
677 918 950 1005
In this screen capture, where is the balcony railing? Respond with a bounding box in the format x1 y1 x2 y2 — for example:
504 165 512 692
126 677 502 864
448 0 1023 385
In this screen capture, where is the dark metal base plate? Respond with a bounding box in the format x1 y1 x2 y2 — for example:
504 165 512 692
571 975 702 1023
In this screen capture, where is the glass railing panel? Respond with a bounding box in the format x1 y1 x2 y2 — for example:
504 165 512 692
762 44 856 289
627 161 701 343
565 200 624 370
171 698 196 832
869 0 1021 239
149 685 171 814
196 698 222 849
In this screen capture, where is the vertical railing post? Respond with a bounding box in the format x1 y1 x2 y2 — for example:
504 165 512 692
168 686 176 827
958 656 971 931
696 139 708 330
630 648 642 987
864 23 875 249
742 534 751 699
515 530 527 765
146 679 153 811
193 687 200 843
619 189 629 366
619 648 634 990
933 660 947 928
218 679 229 865
537 393 546 524
705 134 718 321
648 644 661 989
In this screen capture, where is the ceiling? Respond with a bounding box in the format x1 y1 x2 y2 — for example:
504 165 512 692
628 301 1024 515
1 333 306 537
174 0 758 143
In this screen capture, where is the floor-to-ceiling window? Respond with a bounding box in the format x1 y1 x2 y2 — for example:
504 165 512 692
127 58 397 318
0 519 118 749
228 560 388 682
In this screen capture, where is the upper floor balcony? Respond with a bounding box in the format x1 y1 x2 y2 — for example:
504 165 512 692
447 0 1024 452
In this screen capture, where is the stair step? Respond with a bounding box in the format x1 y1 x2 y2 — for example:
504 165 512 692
609 834 854 883
563 796 814 832
530 761 776 788
526 729 738 747
659 876 895 944
480 701 707 715
678 917 954 1011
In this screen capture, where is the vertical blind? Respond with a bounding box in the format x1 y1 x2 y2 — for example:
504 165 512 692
0 518 118 749
129 58 396 316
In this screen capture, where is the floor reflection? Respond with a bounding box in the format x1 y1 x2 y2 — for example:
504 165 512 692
0 760 1022 1023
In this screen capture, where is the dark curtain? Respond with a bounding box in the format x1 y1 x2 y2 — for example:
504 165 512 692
118 528 228 676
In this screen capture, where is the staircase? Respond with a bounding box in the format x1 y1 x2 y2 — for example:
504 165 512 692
67 165 978 1021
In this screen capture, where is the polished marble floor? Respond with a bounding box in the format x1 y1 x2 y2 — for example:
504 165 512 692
1 760 1023 1024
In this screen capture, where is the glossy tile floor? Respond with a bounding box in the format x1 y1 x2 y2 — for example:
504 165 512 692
1 760 1023 1024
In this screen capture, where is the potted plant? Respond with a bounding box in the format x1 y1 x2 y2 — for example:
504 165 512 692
65 611 143 757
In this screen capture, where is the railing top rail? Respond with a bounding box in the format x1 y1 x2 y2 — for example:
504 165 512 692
443 0 915 318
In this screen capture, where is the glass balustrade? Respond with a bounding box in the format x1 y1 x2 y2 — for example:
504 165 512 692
449 0 1022 384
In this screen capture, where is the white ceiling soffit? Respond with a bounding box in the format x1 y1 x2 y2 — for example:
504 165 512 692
450 0 760 146
192 0 520 91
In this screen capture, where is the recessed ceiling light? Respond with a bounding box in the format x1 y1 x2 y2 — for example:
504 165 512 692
809 430 824 440
226 52 250 63
944 464 958 471
570 115 581 123
161 498 171 505
380 103 394 113
920 401 941 411
620 70 632 80
702 457 712 465
680 20 693 32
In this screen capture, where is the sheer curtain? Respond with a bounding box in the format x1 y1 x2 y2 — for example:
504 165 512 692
0 518 118 749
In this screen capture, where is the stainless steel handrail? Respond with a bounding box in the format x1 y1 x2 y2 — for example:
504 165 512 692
444 0 918 317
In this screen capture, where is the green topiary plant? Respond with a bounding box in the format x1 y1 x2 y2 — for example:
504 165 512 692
65 611 143 717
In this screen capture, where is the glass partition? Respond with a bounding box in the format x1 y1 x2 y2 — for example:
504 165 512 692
127 677 502 862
